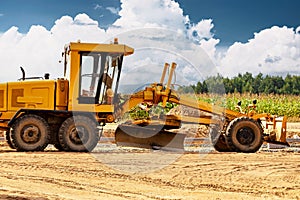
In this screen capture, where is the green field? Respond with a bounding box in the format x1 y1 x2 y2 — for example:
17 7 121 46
197 93 300 121
127 93 300 122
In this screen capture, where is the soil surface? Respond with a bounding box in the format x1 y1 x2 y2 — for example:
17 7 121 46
0 145 299 200
0 123 299 200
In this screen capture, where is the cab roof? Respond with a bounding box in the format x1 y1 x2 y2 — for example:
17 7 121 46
68 41 134 56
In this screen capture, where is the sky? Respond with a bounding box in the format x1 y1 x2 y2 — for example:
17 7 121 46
1 0 299 46
0 0 299 84
177 0 300 46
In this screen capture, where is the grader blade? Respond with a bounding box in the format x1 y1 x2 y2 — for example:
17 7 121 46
115 124 186 151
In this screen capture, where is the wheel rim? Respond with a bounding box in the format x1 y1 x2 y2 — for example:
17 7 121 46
236 127 255 145
21 125 41 144
69 126 89 145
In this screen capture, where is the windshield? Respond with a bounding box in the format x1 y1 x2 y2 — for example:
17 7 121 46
79 52 123 104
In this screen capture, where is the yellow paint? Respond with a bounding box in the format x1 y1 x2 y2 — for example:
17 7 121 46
56 79 69 110
0 83 7 111
7 80 55 111
69 42 134 56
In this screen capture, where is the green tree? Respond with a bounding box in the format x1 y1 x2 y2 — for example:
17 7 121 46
252 73 263 94
177 72 300 95
223 77 234 93
205 74 225 94
292 75 300 95
201 81 208 93
241 72 254 93
282 74 293 94
231 74 243 93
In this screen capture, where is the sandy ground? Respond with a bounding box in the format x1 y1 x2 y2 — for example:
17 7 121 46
0 123 299 200
0 143 299 200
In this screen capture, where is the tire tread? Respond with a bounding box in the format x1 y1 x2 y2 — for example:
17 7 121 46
226 117 263 153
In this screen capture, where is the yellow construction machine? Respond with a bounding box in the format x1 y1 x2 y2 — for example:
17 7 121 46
0 40 288 152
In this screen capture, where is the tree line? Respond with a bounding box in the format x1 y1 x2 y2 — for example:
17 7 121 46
178 72 300 95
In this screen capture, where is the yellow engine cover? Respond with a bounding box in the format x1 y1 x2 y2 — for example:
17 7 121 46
7 80 56 111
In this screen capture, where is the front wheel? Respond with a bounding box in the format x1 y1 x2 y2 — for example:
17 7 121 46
11 114 50 151
58 116 99 152
226 117 263 153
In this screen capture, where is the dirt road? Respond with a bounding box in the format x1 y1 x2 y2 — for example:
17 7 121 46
0 142 299 200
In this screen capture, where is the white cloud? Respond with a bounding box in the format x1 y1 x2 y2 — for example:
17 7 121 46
0 14 108 82
0 0 299 87
107 0 219 62
0 13 4 17
0 0 217 85
106 7 120 15
218 26 300 77
112 0 186 30
187 19 215 40
73 13 99 26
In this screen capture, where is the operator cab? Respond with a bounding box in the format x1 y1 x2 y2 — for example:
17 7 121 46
64 39 134 109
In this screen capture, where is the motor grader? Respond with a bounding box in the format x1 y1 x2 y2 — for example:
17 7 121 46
0 40 288 152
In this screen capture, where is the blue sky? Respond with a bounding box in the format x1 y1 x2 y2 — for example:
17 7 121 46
0 0 120 31
178 0 300 46
0 0 299 81
1 0 299 46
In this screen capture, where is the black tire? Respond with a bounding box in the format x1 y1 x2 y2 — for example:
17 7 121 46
54 143 64 151
11 114 50 151
58 116 99 152
226 117 263 153
50 124 65 151
5 129 16 149
214 135 232 152
210 126 232 152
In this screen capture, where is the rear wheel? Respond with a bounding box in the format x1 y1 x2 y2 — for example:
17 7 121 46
226 117 263 153
11 114 50 151
50 124 65 151
5 129 16 149
54 143 64 151
58 116 99 152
